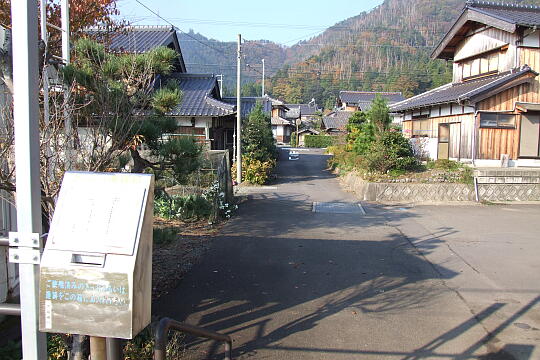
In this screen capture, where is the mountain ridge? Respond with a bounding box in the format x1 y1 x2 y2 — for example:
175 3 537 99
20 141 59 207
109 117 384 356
179 0 540 107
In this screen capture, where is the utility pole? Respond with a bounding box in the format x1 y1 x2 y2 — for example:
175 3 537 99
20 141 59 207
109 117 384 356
11 0 47 358
61 0 70 64
236 34 242 184
217 74 223 98
262 59 265 96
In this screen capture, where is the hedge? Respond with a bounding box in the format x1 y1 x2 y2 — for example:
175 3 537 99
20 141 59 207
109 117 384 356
304 135 334 148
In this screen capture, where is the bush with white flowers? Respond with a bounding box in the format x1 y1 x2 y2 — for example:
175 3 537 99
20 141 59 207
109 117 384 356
203 181 238 219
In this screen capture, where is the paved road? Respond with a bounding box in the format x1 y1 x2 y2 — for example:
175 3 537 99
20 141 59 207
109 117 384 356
155 148 539 359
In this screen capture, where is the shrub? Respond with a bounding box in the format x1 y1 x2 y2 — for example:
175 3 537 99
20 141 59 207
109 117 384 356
153 227 178 245
304 135 334 148
290 132 297 147
243 157 276 185
327 145 363 171
350 122 376 155
154 194 212 220
363 131 418 173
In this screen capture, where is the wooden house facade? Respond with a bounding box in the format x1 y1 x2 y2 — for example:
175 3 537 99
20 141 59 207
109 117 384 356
391 1 540 167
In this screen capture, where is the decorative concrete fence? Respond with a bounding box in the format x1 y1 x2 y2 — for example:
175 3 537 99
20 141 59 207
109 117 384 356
341 170 540 202
474 168 540 202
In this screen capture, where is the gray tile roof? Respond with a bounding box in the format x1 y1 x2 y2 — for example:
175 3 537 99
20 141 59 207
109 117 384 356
390 66 536 112
467 1 540 27
322 111 353 130
339 91 405 105
298 128 320 135
164 73 235 117
222 96 273 118
285 107 301 119
87 25 187 72
88 26 175 53
271 117 292 125
285 103 319 117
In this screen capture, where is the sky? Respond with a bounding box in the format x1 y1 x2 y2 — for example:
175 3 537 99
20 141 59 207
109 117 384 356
117 0 384 45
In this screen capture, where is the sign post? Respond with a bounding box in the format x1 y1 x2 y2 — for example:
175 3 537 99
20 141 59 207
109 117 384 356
10 0 47 358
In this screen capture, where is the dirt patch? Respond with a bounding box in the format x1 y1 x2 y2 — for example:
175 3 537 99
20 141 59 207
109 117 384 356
152 217 224 300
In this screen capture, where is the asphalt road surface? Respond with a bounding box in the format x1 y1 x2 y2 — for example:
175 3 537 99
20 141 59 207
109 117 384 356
154 148 540 359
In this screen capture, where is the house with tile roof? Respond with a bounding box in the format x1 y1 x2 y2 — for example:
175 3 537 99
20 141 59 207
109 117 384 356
87 25 187 73
322 111 354 134
285 101 320 121
391 1 540 166
222 95 294 143
339 91 405 112
90 26 240 151
265 96 294 143
158 73 237 150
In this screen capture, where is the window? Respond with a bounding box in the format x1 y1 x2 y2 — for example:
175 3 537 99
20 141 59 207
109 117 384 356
459 50 500 80
480 113 516 128
439 124 449 143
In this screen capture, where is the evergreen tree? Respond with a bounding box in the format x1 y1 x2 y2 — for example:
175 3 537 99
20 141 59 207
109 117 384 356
242 103 277 162
368 95 391 135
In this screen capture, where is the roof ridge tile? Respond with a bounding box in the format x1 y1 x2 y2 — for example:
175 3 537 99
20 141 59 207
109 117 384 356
467 0 540 11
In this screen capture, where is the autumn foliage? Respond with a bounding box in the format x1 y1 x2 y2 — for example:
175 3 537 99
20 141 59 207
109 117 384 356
0 0 120 32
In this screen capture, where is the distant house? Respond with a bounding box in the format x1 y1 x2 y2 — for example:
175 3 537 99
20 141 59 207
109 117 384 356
221 96 274 119
297 128 320 147
391 1 540 167
339 91 405 112
159 73 236 151
322 110 353 135
222 95 294 144
267 96 293 143
285 100 321 126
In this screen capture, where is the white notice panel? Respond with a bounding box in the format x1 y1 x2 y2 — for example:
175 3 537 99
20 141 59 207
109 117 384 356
47 172 150 255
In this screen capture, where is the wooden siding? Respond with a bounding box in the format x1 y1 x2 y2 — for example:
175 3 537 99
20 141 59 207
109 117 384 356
519 47 540 103
402 120 413 138
405 114 475 159
478 85 522 111
455 27 516 61
454 28 517 82
477 123 520 159
449 123 461 158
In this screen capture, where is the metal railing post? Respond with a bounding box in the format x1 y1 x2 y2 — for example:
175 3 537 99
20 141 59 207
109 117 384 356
106 338 123 360
154 317 232 360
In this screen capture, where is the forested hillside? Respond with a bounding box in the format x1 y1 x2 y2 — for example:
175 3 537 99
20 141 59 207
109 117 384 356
178 31 287 93
269 0 540 107
179 0 540 107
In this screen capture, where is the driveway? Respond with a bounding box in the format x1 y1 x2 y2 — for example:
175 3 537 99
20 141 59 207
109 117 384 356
154 148 539 359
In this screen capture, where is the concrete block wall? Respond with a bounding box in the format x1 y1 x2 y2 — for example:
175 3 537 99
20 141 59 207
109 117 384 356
341 171 540 202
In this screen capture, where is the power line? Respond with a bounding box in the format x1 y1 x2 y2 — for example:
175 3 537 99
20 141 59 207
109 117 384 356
134 0 234 57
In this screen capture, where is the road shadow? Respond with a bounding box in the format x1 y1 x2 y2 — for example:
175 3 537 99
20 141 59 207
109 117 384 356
152 148 538 359
153 199 458 359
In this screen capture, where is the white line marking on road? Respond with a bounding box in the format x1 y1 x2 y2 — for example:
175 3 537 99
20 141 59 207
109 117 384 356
312 202 318 212
357 203 366 215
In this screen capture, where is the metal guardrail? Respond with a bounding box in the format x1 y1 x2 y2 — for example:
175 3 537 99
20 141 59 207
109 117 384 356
0 303 21 316
154 317 232 360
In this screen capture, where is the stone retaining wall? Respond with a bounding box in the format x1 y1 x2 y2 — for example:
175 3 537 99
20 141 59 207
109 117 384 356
341 172 540 202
